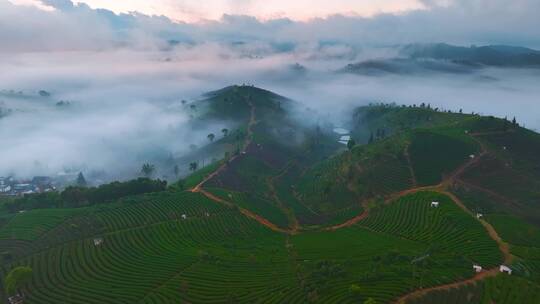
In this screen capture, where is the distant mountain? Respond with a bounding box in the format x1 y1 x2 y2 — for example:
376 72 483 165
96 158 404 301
341 43 540 76
401 43 540 67
341 58 478 76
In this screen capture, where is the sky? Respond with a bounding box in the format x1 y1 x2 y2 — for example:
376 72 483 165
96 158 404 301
1 0 540 181
10 0 427 21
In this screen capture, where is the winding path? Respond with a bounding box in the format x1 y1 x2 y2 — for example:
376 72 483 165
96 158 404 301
190 104 515 302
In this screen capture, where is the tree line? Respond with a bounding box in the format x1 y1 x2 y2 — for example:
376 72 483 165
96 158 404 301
3 178 167 212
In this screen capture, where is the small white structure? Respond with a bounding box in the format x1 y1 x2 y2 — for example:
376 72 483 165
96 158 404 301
205 212 210 217
469 154 476 159
93 238 103 246
500 265 512 275
8 294 24 304
473 265 483 273
431 201 440 208
503 146 507 150
476 213 483 219
181 214 187 220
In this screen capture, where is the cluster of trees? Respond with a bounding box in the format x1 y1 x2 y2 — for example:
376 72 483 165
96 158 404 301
4 178 167 212
4 266 32 296
301 260 347 302
368 128 388 144
207 128 230 143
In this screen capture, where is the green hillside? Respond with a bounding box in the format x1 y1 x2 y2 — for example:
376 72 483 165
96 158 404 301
2 86 540 303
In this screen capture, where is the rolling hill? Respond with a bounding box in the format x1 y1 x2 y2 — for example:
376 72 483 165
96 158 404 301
1 85 540 303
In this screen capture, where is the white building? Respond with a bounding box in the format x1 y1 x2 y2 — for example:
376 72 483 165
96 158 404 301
476 213 483 219
94 238 104 246
473 265 483 273
0 184 11 193
181 214 187 220
500 265 512 275
431 202 440 208
469 154 476 159
8 294 24 304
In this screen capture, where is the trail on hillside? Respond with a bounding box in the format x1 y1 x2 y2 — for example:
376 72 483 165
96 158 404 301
267 161 300 233
324 204 370 231
190 100 295 234
191 100 257 193
404 145 418 187
394 268 499 304
198 188 290 233
454 179 522 210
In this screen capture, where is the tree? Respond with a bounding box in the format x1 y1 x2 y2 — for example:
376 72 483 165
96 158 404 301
222 128 229 137
207 133 215 142
368 132 374 144
189 162 198 172
512 116 518 127
76 172 87 187
349 284 362 296
181 100 187 105
347 139 356 151
364 298 377 304
4 266 33 295
173 165 180 178
141 163 155 178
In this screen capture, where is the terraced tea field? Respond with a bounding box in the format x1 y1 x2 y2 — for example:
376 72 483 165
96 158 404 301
0 208 88 241
0 189 504 303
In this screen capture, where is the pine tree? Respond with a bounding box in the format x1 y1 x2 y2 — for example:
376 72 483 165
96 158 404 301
347 139 356 151
76 172 87 187
174 165 180 178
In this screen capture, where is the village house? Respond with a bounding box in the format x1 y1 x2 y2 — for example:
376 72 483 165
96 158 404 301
431 202 440 208
0 180 11 193
8 294 24 304
476 213 483 219
181 214 187 220
500 265 512 275
473 265 483 273
0 176 56 197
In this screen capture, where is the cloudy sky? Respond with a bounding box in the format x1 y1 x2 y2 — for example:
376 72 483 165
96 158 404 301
3 0 540 50
10 0 427 21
